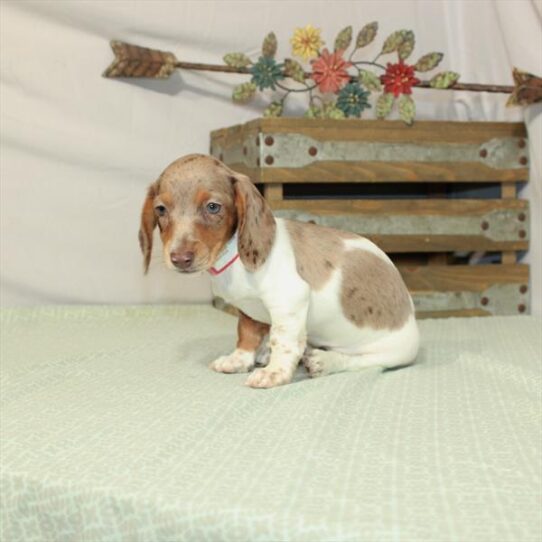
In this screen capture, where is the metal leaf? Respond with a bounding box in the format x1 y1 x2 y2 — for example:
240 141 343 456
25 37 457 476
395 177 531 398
376 92 394 119
398 94 416 125
284 58 306 83
103 41 178 78
305 102 345 119
414 52 444 72
232 82 257 103
223 53 252 68
356 22 378 48
397 31 415 60
359 69 381 92
262 32 278 58
380 30 404 54
263 101 283 117
334 26 353 51
430 71 460 89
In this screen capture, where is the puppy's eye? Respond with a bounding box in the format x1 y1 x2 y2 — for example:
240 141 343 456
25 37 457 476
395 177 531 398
155 205 167 217
206 202 222 214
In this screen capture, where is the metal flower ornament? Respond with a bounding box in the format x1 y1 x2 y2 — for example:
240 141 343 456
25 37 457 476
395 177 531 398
103 25 541 125
225 24 459 124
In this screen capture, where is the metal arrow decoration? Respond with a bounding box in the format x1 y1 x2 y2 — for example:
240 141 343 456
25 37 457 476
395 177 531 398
103 39 542 115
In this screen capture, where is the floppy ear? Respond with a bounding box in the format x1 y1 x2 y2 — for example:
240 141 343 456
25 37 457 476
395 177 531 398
231 174 276 272
138 183 157 274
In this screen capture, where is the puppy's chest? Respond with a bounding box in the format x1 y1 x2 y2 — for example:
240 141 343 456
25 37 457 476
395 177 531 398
210 265 270 322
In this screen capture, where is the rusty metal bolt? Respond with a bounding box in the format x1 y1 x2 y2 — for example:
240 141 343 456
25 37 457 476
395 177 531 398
265 155 274 165
519 156 528 166
520 285 528 294
518 304 526 313
479 149 488 158
519 229 527 239
481 221 489 231
308 146 318 156
264 136 274 146
518 212 526 222
481 297 489 306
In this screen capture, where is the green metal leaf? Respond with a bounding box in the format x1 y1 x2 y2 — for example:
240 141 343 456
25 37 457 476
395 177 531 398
224 52 252 68
376 92 394 119
263 101 283 117
430 71 460 89
359 69 382 92
356 21 378 48
414 52 444 72
398 94 415 125
380 30 404 54
232 82 257 103
262 32 277 58
334 26 353 51
305 102 345 119
397 30 415 60
284 58 306 83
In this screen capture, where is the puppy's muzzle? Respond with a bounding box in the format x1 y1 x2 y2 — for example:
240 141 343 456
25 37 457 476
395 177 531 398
170 250 195 271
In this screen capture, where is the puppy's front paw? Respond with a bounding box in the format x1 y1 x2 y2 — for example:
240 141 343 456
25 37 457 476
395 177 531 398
210 349 254 374
245 367 291 388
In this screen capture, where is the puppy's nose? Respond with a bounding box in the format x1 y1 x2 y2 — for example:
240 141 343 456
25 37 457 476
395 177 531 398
170 251 195 270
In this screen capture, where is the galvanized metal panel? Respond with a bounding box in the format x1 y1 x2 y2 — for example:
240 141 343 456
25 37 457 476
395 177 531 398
211 134 528 171
412 284 529 316
255 134 528 169
273 209 530 243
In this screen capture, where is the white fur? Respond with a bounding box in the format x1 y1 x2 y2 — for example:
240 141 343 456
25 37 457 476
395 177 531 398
210 218 419 387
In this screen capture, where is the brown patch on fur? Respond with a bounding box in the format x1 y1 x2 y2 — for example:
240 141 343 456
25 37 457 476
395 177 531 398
340 250 412 330
232 174 276 271
285 220 357 290
237 312 270 352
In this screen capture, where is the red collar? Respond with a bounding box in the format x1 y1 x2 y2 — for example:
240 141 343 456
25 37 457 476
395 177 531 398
208 253 240 276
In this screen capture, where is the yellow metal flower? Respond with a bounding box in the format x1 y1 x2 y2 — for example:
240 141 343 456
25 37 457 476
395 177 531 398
290 25 324 61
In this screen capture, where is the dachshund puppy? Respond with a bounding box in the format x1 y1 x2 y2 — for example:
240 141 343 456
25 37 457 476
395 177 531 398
139 154 419 388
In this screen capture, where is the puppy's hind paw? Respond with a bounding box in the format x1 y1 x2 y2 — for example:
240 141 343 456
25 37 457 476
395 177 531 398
302 349 334 378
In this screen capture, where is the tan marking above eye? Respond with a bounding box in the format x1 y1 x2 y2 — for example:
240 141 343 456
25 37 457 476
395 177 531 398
195 189 211 207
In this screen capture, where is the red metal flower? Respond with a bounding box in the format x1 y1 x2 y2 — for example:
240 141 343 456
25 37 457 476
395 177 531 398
380 60 420 96
311 48 352 94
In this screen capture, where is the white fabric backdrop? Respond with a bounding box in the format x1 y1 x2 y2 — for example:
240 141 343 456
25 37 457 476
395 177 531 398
1 0 541 313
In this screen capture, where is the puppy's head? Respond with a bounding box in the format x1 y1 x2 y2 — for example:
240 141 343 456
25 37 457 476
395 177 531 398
139 154 276 274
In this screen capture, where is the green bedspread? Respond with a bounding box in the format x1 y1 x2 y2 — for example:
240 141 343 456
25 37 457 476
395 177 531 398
1 306 541 542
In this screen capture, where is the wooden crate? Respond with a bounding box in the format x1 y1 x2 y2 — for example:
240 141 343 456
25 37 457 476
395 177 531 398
210 119 530 318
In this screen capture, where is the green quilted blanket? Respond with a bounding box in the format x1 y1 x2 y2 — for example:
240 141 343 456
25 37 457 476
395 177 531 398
1 306 541 541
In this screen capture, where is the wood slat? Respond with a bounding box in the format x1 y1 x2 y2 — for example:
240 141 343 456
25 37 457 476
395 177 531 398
211 119 527 146
263 183 283 202
369 235 527 253
268 198 528 215
398 264 529 292
258 161 528 183
416 309 490 319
